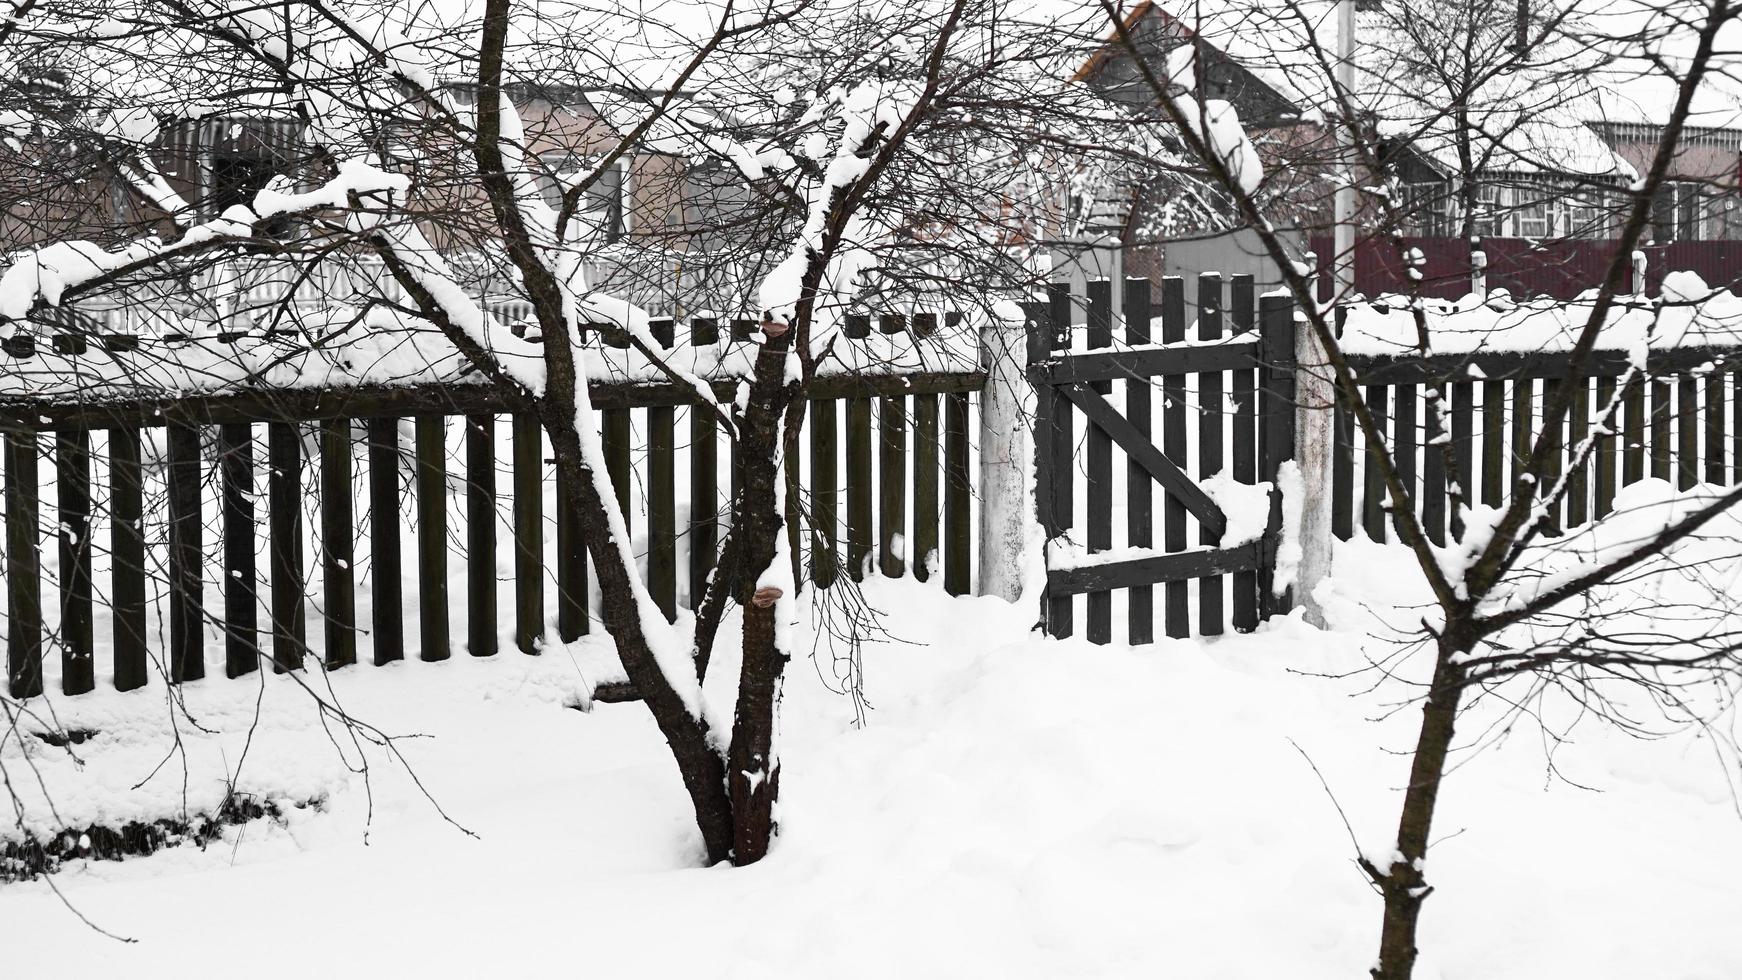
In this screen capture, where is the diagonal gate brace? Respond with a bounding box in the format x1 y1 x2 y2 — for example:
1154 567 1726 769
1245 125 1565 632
1056 382 1227 541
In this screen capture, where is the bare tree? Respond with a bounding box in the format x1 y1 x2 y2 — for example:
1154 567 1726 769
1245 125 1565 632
1094 0 1742 976
0 0 1220 868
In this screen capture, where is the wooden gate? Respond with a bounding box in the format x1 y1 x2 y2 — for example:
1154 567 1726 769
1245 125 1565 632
1027 275 1297 643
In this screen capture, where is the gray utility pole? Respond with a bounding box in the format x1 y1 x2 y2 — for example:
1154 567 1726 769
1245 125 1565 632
1333 0 1357 299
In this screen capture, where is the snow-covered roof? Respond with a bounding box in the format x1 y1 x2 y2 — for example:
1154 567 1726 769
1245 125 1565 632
1076 0 1742 181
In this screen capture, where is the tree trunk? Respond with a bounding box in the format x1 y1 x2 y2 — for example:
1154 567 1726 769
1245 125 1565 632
724 321 801 865
1370 630 1470 980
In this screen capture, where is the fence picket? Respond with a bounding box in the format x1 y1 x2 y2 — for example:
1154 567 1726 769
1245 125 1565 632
1595 378 1618 517
1568 381 1589 528
220 423 260 677
5 433 42 698
268 422 306 672
809 397 838 588
1229 275 1257 632
322 418 357 669
1128 278 1158 640
57 430 95 695
1160 277 1188 638
1198 274 1225 635
167 424 205 683
1422 387 1446 547
914 392 940 583
416 415 451 659
1363 386 1389 541
944 391 971 596
847 396 872 581
1650 378 1671 481
467 414 498 657
691 318 721 604
1624 377 1646 486
1482 380 1505 509
368 418 404 665
1450 382 1474 541
556 464 589 637
1678 375 1698 490
879 389 908 578
514 413 547 648
111 427 148 690
1706 372 1726 486
1085 280 1113 643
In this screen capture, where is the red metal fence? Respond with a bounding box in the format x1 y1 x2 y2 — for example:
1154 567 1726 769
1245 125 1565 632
1308 236 1742 301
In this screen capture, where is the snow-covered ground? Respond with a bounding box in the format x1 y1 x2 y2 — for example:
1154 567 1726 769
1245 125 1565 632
2 535 1740 979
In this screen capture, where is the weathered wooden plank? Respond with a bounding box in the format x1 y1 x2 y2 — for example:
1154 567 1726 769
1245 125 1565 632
1395 386 1419 522
1363 385 1390 542
0 374 989 433
1332 390 1354 541
513 413 547 648
367 417 403 665
1678 375 1698 490
269 422 307 672
56 430 95 695
1568 381 1590 528
1345 346 1742 388
1706 371 1726 487
846 396 873 581
1623 376 1646 486
1085 280 1113 642
467 413 498 657
1197 273 1226 636
219 423 259 677
1481 380 1505 509
556 463 589 637
321 418 356 670
1421 385 1445 546
1257 294 1296 618
808 397 838 588
878 394 907 578
1034 342 1260 385
1540 380 1563 536
914 392 940 583
416 415 452 659
166 423 205 683
690 319 720 605
1450 382 1474 541
1161 276 1188 638
1127 278 1157 641
110 426 148 690
1649 377 1671 481
1511 379 1534 513
1595 377 1619 517
1048 284 1076 638
1048 541 1263 597
5 432 43 698
1056 384 1226 538
944 391 971 596
1229 275 1257 632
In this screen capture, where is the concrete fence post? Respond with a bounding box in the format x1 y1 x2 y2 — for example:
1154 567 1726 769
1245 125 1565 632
976 301 1031 603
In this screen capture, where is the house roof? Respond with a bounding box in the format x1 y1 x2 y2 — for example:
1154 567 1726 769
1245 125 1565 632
1073 0 1742 182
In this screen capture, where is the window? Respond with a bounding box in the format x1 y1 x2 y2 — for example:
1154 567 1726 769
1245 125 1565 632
537 152 628 240
1514 185 1549 239
1475 184 1507 237
1651 182 1704 242
1400 182 1455 236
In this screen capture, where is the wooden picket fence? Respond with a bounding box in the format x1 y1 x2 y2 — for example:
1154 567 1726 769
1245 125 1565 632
1336 342 1742 545
1 316 983 699
1028 274 1295 644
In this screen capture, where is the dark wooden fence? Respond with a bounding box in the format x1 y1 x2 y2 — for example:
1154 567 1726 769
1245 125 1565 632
1309 235 1742 301
1 317 983 699
1029 274 1295 644
1335 343 1742 545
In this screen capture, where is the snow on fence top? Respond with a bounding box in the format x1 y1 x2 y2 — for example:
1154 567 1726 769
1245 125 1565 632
1340 271 1742 361
0 310 982 405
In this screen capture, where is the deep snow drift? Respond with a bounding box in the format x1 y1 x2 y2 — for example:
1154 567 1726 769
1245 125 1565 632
1 537 1739 979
